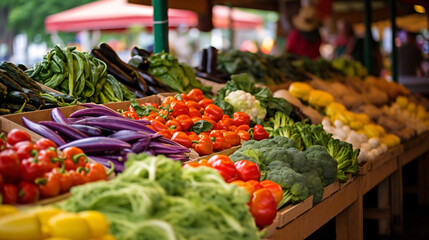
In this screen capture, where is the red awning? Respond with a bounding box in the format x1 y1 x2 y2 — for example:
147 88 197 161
45 0 263 33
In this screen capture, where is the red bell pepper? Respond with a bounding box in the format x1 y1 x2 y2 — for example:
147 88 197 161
35 138 57 151
176 115 194 131
234 160 261 181
171 132 192 148
51 166 73 193
187 89 205 102
20 157 48 182
237 130 251 141
209 130 225 151
185 101 201 111
171 100 189 117
61 147 87 170
233 112 251 126
0 149 21 183
78 162 108 182
204 104 223 122
193 135 213 156
18 181 40 204
260 180 283 205
253 125 269 141
151 119 168 132
35 172 61 198
6 129 31 146
217 118 235 131
207 155 236 182
198 99 214 109
188 108 202 118
223 131 241 147
1 184 18 204
250 188 277 228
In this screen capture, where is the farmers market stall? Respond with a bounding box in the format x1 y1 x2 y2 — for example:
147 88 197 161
1 40 429 240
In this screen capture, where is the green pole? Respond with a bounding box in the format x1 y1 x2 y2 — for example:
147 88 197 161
152 0 169 53
364 0 372 74
390 0 397 82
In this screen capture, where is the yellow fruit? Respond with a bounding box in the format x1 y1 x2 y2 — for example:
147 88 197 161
331 111 349 125
408 102 417 113
354 113 370 124
30 207 63 237
396 96 408 109
99 234 117 240
308 90 334 108
49 213 91 240
0 212 43 240
325 102 346 116
363 124 379 138
375 125 386 137
0 205 19 217
349 120 364 130
288 82 313 101
79 211 110 238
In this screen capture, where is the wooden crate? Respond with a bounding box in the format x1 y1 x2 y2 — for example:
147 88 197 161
340 175 355 189
261 217 279 239
370 150 392 171
321 181 341 201
402 132 429 166
276 196 313 228
358 160 371 175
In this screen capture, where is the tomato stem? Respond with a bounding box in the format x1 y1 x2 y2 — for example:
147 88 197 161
72 153 88 164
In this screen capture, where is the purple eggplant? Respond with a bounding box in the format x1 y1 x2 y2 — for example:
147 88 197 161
70 124 102 136
51 108 71 125
79 103 124 116
87 155 125 173
131 137 151 153
149 141 190 154
67 117 90 123
76 116 155 133
58 137 131 153
22 117 66 146
69 108 122 118
108 130 152 143
39 121 88 140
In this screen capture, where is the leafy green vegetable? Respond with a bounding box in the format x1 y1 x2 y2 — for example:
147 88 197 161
213 73 292 123
229 136 337 207
189 120 213 135
61 154 259 240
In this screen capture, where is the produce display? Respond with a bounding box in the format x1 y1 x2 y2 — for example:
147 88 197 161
20 105 190 170
0 62 77 115
26 45 135 103
60 154 260 240
0 205 115 240
119 89 253 156
1 41 429 240
0 129 111 205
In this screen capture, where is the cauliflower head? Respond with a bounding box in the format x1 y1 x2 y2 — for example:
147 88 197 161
224 90 267 121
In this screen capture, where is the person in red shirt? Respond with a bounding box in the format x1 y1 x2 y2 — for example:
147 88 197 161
286 5 322 59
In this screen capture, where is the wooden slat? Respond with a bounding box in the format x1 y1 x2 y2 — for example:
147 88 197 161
363 208 391 219
361 156 398 194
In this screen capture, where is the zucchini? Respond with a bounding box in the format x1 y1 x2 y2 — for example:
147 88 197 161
5 91 29 104
22 88 45 108
0 82 7 99
0 108 11 115
1 102 37 112
40 102 59 109
0 70 23 92
45 92 76 103
0 61 42 92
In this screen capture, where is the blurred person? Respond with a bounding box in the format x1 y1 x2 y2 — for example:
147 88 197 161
334 19 355 57
286 5 322 59
398 31 424 77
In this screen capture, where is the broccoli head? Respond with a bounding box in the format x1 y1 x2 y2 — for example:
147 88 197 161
265 147 294 165
286 148 313 173
289 181 310 203
272 136 298 149
267 160 291 172
302 170 325 204
304 145 338 186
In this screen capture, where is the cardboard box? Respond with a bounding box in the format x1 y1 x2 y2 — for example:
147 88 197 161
276 196 313 228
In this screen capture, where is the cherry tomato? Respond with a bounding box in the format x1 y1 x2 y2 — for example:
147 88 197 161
18 181 40 204
207 155 237 182
35 138 57 150
204 104 223 122
6 129 31 146
1 184 18 204
187 89 205 102
234 160 261 181
233 112 251 126
171 132 192 148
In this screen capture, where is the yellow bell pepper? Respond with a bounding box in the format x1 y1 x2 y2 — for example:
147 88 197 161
29 207 63 237
331 111 349 125
375 125 386 137
363 124 380 138
79 211 110 239
325 102 346 116
349 120 364 130
48 212 91 240
354 113 370 124
0 212 43 240
288 82 313 101
0 205 19 217
396 96 408 109
381 134 401 148
308 90 334 108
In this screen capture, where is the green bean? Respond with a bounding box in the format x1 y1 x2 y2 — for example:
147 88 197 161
72 52 84 82
81 80 95 98
52 55 66 73
75 74 86 97
49 60 61 73
63 47 74 97
54 45 66 62
44 73 66 88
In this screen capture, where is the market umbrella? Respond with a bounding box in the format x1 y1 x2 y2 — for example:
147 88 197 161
45 0 198 32
45 0 263 32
